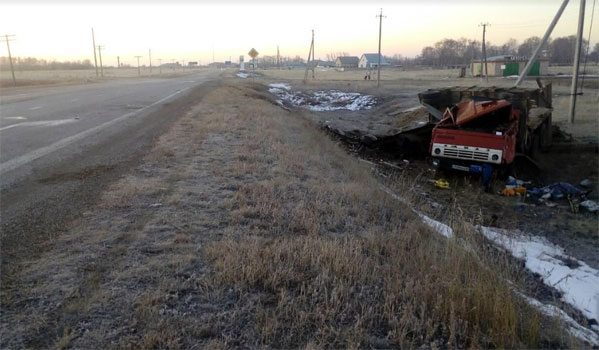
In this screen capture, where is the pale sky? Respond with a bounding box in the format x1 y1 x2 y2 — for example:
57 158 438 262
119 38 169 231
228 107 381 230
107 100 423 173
1 1 597 66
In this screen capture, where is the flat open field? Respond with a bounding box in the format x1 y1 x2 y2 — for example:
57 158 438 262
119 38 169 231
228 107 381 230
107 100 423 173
0 67 211 88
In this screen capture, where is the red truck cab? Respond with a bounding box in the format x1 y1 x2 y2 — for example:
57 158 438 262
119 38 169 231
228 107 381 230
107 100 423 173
430 98 520 167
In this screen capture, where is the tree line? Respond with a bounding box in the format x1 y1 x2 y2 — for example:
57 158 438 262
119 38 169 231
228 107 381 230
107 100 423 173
0 57 93 70
411 36 598 67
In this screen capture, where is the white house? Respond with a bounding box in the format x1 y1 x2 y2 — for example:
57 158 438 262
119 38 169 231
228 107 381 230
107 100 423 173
359 53 389 69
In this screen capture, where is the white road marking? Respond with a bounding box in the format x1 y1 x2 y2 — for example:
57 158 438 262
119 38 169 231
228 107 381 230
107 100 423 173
2 116 27 120
0 119 77 132
0 87 191 175
29 106 42 110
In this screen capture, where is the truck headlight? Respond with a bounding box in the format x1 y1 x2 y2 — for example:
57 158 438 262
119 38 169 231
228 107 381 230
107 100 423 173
434 148 441 155
492 154 499 161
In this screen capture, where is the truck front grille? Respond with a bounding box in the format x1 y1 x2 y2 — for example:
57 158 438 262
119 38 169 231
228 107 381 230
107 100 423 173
432 143 502 164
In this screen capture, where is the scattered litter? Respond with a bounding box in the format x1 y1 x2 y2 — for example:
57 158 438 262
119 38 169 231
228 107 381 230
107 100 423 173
268 83 376 111
433 179 450 189
501 186 526 196
580 200 599 213
479 226 599 323
528 182 586 200
149 203 162 208
506 176 531 188
580 179 593 188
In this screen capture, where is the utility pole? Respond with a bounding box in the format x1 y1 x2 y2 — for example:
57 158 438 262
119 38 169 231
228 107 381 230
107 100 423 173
158 58 162 74
515 0 569 87
91 28 98 77
149 48 152 74
135 56 142 76
569 0 586 123
277 45 280 69
212 44 215 64
376 8 386 87
117 56 120 68
479 22 490 82
1 34 16 86
97 45 105 77
303 30 315 83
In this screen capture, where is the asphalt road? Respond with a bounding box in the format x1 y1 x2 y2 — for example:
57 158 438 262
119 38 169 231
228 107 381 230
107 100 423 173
0 72 218 271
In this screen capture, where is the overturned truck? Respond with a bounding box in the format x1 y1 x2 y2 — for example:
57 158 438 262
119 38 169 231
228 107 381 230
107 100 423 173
419 84 553 185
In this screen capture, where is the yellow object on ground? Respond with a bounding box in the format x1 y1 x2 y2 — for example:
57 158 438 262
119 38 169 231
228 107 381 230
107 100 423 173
434 179 450 189
501 186 526 197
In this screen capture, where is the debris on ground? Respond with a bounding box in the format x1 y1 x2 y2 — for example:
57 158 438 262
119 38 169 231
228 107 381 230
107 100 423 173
580 179 593 188
236 72 259 79
268 83 377 111
580 200 599 213
528 182 587 200
433 178 450 189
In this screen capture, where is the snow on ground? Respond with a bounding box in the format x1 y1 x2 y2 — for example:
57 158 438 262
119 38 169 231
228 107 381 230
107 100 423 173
237 72 259 79
378 183 598 343
268 83 376 111
479 226 599 324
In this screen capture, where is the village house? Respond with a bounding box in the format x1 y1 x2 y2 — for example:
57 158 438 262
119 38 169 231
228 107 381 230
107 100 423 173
335 56 359 68
358 53 389 69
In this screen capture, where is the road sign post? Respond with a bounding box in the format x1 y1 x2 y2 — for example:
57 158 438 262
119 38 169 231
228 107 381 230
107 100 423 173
248 48 259 71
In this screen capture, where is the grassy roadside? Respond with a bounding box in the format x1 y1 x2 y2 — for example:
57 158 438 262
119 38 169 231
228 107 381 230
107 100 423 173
0 77 575 348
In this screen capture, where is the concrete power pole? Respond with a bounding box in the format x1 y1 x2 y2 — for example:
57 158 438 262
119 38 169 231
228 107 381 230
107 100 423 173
117 56 120 68
479 22 490 82
91 28 98 77
569 0 586 123
149 48 152 74
97 45 105 77
1 34 16 86
158 58 162 74
135 56 142 76
376 8 386 87
277 45 280 69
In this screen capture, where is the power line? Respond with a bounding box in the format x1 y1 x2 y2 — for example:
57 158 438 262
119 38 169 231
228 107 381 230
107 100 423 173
376 8 386 87
1 34 16 86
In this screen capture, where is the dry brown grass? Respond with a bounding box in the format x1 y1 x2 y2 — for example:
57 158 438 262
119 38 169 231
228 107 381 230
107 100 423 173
0 76 578 349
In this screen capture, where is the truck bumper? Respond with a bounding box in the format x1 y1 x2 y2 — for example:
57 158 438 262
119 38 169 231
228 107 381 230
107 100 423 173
432 157 494 187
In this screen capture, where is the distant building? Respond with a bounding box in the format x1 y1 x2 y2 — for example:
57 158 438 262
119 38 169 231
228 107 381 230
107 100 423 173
470 55 548 77
313 60 334 68
358 53 389 69
335 56 359 68
188 61 198 67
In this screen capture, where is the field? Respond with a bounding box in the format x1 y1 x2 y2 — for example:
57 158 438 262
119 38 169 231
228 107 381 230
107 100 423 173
0 67 209 88
1 68 598 348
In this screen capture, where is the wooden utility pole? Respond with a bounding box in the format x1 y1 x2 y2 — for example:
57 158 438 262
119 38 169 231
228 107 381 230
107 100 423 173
135 56 142 76
569 0 586 123
91 28 98 77
1 34 16 86
376 8 386 87
303 30 315 83
158 58 163 74
149 48 152 73
479 23 490 82
97 45 105 77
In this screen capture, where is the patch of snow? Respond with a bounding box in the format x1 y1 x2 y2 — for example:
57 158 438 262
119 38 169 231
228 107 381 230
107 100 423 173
418 212 454 238
268 83 376 111
517 291 599 345
236 72 249 78
268 83 291 90
479 226 599 323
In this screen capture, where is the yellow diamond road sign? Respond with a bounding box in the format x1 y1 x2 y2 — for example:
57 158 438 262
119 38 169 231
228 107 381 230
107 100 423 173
248 48 259 59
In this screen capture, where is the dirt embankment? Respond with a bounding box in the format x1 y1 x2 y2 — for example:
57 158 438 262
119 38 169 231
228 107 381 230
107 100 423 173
0 79 581 348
